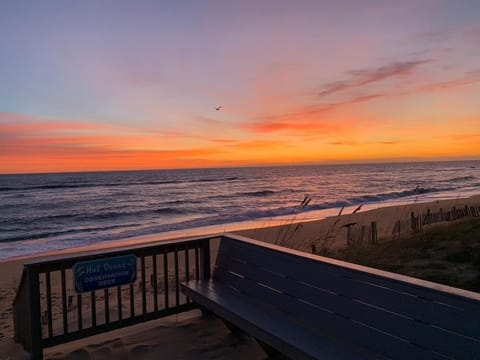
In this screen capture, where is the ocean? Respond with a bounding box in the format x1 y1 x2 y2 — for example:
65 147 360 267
1 161 479 260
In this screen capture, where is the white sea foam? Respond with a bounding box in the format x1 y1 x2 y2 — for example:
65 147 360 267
0 161 479 260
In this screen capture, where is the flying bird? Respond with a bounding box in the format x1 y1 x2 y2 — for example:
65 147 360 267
215 106 222 111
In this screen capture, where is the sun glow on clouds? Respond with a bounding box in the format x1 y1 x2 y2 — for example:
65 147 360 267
1 1 480 173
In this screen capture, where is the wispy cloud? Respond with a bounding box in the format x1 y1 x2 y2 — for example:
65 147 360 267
237 58 433 137
318 59 432 98
209 138 239 144
0 112 111 134
329 140 360 146
251 93 382 124
415 24 480 45
416 78 479 93
240 60 480 138
0 111 202 156
466 69 480 77
242 119 344 135
330 140 398 146
0 146 224 173
438 133 480 141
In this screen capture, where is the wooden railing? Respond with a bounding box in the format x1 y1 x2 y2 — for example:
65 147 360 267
13 234 215 359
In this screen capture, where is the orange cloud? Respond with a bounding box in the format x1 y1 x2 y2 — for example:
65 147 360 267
0 112 111 133
438 133 480 142
330 140 399 146
242 119 346 135
238 62 480 142
209 138 239 144
0 137 228 173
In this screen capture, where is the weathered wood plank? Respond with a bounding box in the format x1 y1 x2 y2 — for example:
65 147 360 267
184 281 450 359
182 281 372 360
215 256 479 358
213 270 448 359
216 239 480 337
185 237 480 359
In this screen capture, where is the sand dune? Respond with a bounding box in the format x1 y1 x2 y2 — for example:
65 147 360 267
237 195 480 254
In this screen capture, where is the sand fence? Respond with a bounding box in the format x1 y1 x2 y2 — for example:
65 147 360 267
236 196 480 255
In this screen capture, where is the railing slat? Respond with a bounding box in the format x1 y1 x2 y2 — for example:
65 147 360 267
129 284 134 318
163 250 169 309
77 294 82 331
185 245 190 282
201 239 211 280
91 291 96 327
141 255 146 314
195 247 200 279
61 267 68 334
174 248 179 307
184 245 190 304
117 286 122 321
153 255 158 312
46 271 53 338
104 289 110 324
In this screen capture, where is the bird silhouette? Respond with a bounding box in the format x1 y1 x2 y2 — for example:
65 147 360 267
215 106 222 111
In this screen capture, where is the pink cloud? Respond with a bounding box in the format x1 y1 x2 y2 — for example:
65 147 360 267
416 76 480 93
0 112 112 134
318 59 432 98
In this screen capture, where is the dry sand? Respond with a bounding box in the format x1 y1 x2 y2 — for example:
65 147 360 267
1 195 479 359
237 195 480 254
43 310 264 360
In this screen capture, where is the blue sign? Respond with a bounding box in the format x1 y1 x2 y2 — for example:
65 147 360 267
73 254 137 293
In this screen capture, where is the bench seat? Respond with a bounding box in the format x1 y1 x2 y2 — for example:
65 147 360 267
182 280 370 359
182 235 480 360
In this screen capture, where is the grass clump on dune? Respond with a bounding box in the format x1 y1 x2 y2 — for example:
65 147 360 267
334 217 480 292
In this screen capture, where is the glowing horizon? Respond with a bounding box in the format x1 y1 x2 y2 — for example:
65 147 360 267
1 1 479 174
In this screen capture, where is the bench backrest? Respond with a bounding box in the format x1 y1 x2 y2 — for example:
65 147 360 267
213 236 480 359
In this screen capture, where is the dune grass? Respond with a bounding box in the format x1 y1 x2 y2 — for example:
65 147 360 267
333 217 480 292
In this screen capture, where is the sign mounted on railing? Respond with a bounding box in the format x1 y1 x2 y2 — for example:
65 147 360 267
73 254 137 293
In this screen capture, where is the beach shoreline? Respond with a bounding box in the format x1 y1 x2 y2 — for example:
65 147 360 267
4 191 479 263
2 160 479 262
1 194 480 359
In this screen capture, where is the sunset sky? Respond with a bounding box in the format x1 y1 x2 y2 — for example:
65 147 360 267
1 0 479 173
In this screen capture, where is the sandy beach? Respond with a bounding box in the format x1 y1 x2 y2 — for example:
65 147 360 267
1 195 480 359
237 194 480 254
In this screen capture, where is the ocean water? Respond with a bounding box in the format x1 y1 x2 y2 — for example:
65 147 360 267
0 161 479 260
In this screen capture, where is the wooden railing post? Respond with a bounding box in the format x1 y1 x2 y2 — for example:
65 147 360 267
26 266 43 359
200 239 211 280
13 269 27 347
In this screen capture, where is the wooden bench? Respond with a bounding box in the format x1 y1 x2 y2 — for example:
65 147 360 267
181 234 480 359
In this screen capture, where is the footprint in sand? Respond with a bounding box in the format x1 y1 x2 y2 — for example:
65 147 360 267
67 349 90 360
90 347 112 358
131 344 153 356
110 339 124 349
87 337 123 349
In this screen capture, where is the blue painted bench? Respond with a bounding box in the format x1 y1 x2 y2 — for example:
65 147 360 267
181 234 480 359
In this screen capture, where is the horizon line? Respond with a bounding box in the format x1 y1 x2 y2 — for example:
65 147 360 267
1 157 478 176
